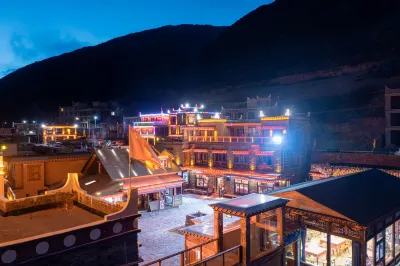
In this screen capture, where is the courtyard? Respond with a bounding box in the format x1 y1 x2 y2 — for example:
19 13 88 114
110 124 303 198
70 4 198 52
138 194 223 265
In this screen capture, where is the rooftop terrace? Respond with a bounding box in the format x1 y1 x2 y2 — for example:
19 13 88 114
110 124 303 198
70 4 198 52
0 206 101 244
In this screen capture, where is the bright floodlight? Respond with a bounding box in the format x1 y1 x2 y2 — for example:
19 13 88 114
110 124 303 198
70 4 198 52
75 117 79 120
29 131 33 134
94 116 98 120
167 109 170 114
41 124 46 128
22 120 27 124
194 108 198 112
201 104 204 109
197 114 201 120
259 111 265 117
272 135 283 144
214 113 220 119
185 103 189 108
285 109 290 116
32 120 36 124
74 124 78 128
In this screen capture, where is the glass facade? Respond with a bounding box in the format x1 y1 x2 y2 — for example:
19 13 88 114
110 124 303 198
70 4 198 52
367 239 374 266
396 220 400 256
250 209 281 260
304 229 327 265
329 235 352 265
385 225 393 263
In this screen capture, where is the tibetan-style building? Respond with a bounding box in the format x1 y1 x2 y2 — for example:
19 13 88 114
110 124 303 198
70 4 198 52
79 147 183 211
175 169 400 266
0 173 141 265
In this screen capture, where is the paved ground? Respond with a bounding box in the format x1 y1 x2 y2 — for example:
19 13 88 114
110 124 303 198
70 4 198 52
138 194 223 265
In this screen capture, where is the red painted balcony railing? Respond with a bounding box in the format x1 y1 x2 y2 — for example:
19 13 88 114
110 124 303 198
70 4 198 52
189 136 271 144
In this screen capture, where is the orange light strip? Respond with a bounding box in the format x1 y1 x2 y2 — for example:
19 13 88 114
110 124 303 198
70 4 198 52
198 119 227 123
232 151 249 155
261 116 289 121
224 123 261 127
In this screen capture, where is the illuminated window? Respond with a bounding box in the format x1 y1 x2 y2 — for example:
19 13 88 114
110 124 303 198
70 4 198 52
234 179 249 195
396 220 400 255
386 225 394 263
366 239 374 265
196 175 208 188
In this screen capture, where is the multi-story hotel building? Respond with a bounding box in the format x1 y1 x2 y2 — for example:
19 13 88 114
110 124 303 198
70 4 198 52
42 125 78 144
155 98 311 197
130 112 169 145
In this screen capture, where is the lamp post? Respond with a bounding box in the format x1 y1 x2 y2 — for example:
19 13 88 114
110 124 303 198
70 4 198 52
93 116 98 141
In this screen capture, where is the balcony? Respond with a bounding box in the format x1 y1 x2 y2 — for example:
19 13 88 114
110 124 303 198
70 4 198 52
190 136 271 144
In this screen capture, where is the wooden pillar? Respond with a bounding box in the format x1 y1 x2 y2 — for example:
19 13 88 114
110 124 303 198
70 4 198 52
276 207 285 245
240 216 251 265
326 232 331 266
214 211 223 252
352 241 363 266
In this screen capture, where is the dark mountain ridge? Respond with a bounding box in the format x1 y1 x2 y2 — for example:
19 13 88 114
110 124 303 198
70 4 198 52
0 24 227 120
2 0 400 120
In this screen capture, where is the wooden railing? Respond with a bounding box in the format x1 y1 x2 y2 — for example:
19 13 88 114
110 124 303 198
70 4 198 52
192 245 242 266
190 136 271 144
140 239 218 266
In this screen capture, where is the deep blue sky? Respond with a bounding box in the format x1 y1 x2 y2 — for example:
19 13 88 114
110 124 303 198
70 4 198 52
0 0 272 77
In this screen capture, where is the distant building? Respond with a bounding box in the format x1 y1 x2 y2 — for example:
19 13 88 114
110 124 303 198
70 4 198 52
131 112 169 145
42 125 78 144
58 101 122 139
221 95 279 120
385 87 400 147
155 98 311 193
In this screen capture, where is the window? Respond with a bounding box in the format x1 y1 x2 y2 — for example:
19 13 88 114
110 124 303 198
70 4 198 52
330 235 352 265
251 209 281 260
396 220 400 255
195 152 208 165
367 239 374 266
376 240 384 262
27 165 41 181
247 112 255 119
234 179 249 195
304 229 327 265
386 225 394 263
196 175 208 188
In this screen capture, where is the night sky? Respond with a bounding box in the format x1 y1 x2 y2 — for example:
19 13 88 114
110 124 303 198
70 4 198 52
0 0 272 78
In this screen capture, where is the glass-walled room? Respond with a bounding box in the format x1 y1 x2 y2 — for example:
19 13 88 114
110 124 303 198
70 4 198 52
366 218 400 266
303 229 352 266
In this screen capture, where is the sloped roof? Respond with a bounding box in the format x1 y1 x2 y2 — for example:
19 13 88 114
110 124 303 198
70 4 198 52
95 148 164 180
212 194 289 216
269 169 400 225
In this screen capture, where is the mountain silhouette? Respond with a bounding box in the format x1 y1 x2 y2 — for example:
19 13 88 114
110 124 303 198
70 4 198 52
1 0 400 120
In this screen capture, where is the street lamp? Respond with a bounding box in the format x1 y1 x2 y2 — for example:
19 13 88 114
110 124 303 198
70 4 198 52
93 116 98 141
75 117 79 121
22 120 27 124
